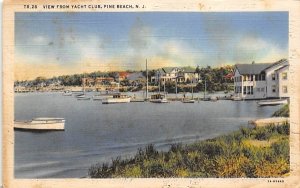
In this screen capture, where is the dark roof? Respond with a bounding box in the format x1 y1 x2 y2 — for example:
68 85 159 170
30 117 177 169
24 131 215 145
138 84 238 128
127 72 145 81
161 67 196 73
235 63 272 75
162 67 177 74
235 59 288 75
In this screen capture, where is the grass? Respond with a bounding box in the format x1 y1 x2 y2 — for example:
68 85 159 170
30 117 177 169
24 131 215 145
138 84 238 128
89 123 289 178
89 105 290 178
272 104 289 117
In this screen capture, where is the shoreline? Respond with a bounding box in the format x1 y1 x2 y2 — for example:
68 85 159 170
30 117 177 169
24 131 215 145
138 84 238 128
88 105 289 178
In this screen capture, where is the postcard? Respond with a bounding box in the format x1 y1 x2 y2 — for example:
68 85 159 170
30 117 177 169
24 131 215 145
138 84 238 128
2 0 300 187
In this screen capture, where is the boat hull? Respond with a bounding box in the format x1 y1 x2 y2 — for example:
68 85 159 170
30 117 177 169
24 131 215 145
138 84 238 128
257 99 288 106
150 98 169 103
182 99 195 103
102 98 131 104
14 118 65 131
93 95 113 100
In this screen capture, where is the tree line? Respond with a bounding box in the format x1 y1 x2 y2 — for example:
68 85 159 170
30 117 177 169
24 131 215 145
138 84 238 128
15 65 234 92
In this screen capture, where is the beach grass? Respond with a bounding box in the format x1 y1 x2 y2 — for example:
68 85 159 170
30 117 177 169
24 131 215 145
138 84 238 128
89 122 289 178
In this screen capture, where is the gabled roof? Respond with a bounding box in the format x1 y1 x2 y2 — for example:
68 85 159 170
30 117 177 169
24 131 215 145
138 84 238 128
275 65 289 72
235 63 272 75
161 66 196 74
162 67 177 74
235 59 288 75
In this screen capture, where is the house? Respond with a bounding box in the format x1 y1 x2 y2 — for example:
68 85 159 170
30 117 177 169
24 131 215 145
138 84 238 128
151 67 200 83
118 72 130 81
233 59 289 99
127 72 146 86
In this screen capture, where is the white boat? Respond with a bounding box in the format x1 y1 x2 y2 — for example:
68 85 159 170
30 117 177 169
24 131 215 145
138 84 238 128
232 95 242 101
76 94 90 100
63 90 72 96
182 99 195 103
257 99 288 106
102 93 131 104
210 96 218 102
92 91 117 100
14 118 65 131
149 94 169 103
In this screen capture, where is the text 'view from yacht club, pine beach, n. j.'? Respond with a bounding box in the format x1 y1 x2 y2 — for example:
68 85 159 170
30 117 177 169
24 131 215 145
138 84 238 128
13 12 290 178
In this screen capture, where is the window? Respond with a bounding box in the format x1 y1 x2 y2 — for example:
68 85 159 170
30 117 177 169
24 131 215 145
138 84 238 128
255 75 258 81
272 85 276 93
243 86 246 94
247 86 251 94
257 88 260 92
250 86 253 95
250 75 253 81
282 86 288 93
261 73 266 81
261 88 265 92
282 72 287 80
272 73 276 81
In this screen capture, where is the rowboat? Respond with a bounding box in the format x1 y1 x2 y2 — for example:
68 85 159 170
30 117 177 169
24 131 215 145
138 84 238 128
257 99 288 106
14 118 65 131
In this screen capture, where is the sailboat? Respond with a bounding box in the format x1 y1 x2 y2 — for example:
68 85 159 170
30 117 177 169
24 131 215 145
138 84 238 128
150 70 168 103
202 79 210 101
182 79 195 103
131 59 149 103
77 74 91 100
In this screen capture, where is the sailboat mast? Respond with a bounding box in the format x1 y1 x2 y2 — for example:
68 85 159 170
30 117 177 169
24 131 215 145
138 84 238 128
191 81 194 99
158 71 161 94
146 59 148 99
118 74 120 92
164 79 166 94
175 79 178 98
204 79 206 99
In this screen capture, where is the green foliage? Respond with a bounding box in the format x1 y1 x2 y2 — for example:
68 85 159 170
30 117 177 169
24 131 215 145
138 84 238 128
89 123 290 178
272 104 289 117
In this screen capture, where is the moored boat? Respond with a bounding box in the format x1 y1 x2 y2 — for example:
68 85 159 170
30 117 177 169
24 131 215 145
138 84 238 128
149 94 169 103
76 94 91 100
232 95 242 101
14 118 65 131
257 99 288 106
63 90 72 96
102 93 131 104
182 99 195 103
92 91 118 100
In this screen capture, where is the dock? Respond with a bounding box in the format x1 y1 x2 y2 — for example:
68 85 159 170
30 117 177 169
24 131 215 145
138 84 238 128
248 117 289 127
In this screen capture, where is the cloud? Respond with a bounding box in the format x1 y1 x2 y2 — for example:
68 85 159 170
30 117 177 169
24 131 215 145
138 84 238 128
32 36 49 45
232 36 287 63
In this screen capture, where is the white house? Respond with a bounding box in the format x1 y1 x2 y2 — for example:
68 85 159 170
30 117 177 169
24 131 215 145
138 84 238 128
234 59 289 99
151 67 200 83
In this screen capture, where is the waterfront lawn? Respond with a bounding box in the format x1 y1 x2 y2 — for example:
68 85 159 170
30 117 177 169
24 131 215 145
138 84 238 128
89 123 289 178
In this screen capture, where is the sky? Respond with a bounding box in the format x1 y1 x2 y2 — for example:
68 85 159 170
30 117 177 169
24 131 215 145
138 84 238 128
15 12 288 80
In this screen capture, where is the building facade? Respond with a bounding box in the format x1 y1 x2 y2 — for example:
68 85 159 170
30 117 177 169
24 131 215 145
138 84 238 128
151 67 200 83
233 59 289 99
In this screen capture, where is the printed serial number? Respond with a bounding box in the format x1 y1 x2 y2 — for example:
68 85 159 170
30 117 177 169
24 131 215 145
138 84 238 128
268 180 284 183
24 5 38 9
